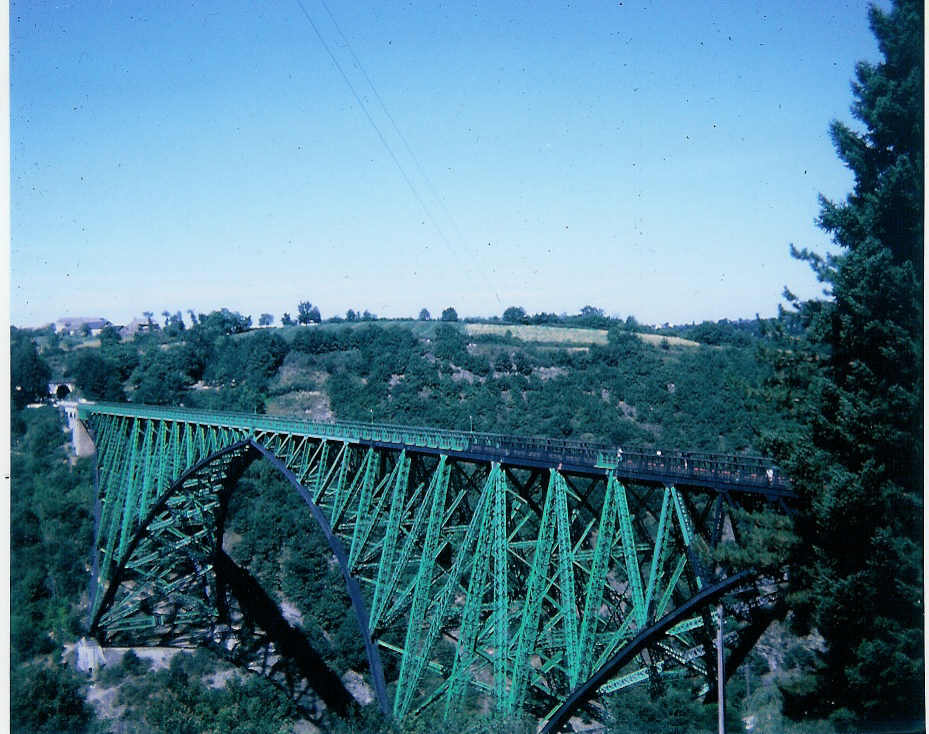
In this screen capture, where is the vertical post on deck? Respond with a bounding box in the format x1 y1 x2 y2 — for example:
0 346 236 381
717 602 726 734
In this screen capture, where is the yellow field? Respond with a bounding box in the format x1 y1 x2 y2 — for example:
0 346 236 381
465 323 609 344
464 323 700 348
635 333 701 348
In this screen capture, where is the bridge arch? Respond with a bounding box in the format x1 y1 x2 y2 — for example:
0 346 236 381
89 437 388 714
540 571 751 733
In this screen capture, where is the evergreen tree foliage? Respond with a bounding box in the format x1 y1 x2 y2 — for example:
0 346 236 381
764 0 923 723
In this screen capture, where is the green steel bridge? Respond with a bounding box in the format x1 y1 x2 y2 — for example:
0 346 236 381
75 401 790 730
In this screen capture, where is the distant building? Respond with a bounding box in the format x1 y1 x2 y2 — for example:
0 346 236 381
120 318 159 339
55 317 112 336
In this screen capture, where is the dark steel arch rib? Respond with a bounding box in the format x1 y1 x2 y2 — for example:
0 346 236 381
88 440 255 634
90 437 389 715
539 570 752 734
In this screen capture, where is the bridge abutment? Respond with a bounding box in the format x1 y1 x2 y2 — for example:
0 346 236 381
62 402 95 457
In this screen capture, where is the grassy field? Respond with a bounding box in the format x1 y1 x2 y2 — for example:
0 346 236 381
465 323 609 344
251 319 701 349
465 322 700 348
636 332 700 348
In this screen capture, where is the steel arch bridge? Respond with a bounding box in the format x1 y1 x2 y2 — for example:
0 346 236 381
76 401 791 729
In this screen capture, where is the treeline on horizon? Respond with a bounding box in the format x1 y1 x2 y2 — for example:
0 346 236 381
12 301 791 455
24 300 802 348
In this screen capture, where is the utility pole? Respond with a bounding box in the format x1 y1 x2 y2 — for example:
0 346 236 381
717 602 726 734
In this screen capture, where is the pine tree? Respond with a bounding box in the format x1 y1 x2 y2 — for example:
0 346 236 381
765 0 923 724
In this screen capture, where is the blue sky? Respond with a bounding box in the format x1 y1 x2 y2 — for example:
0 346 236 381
11 1 881 328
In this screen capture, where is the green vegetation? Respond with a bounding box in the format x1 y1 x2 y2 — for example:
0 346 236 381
11 327 51 408
9 308 799 732
10 406 98 732
11 663 97 734
761 0 924 726
11 407 95 664
114 651 297 734
9 3 921 730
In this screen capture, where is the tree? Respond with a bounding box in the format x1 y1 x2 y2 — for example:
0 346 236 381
765 0 923 724
281 313 294 326
493 352 511 373
10 330 50 409
72 351 125 401
346 309 358 322
502 306 528 324
132 350 192 405
529 311 561 325
196 309 251 336
298 301 321 325
98 324 122 348
12 664 95 733
259 313 274 327
513 350 533 375
441 307 458 322
165 311 185 337
418 308 431 321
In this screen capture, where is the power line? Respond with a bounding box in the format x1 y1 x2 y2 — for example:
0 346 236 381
293 0 472 276
318 0 467 245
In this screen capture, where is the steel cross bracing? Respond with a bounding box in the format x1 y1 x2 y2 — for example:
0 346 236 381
79 401 789 726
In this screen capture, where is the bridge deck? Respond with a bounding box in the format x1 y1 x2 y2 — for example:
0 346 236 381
76 401 792 496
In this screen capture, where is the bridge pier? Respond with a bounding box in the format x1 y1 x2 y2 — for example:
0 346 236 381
74 636 106 674
61 401 95 457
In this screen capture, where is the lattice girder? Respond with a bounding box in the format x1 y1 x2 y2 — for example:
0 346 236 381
80 403 782 725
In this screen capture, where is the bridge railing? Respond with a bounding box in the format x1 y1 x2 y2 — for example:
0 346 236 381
76 401 788 490
595 449 786 489
77 401 476 452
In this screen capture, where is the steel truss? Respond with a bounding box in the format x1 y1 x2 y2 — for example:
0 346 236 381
80 402 786 727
